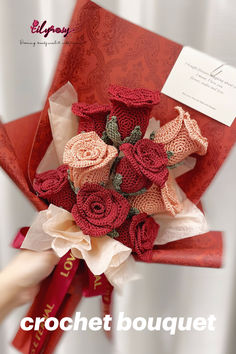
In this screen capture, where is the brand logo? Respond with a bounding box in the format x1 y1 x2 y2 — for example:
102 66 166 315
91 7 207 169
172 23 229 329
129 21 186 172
30 20 73 38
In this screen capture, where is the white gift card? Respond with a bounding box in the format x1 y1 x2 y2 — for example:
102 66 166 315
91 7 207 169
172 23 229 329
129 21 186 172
161 46 236 126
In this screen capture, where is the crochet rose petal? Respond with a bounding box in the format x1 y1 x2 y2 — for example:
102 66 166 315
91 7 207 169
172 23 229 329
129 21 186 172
72 102 111 136
108 84 160 140
33 165 76 212
71 163 112 189
63 132 118 188
72 183 130 237
120 139 169 188
115 156 152 194
129 213 159 261
70 144 117 189
184 117 208 155
109 85 160 107
63 131 107 168
161 174 183 216
129 173 183 216
116 213 159 261
115 219 132 248
154 106 208 165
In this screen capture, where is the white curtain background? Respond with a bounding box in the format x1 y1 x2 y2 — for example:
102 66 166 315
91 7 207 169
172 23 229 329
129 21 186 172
0 1 236 353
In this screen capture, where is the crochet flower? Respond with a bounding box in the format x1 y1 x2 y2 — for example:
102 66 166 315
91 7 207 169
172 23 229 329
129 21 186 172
115 157 152 194
72 183 130 237
63 131 118 188
33 165 76 212
71 102 111 137
154 106 208 166
116 213 159 261
129 173 183 216
108 84 160 140
21 204 135 290
120 139 169 188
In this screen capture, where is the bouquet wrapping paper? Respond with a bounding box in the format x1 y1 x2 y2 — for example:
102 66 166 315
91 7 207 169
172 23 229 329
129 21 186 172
0 0 235 353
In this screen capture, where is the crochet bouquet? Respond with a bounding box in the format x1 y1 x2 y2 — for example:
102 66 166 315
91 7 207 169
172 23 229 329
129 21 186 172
1 0 236 353
10 82 219 354
21 83 209 271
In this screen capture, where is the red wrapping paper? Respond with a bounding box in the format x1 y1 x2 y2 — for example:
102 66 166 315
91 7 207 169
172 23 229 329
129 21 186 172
0 116 46 211
146 231 222 268
1 0 235 211
0 0 233 352
25 0 236 205
0 0 228 266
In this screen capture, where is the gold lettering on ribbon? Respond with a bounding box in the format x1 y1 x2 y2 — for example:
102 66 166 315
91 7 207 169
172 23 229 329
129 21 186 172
60 252 76 278
31 252 77 353
30 303 55 354
94 275 102 290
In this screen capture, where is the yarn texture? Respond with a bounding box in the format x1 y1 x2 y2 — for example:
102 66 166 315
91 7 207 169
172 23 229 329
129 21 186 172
72 183 130 237
120 139 169 188
108 84 160 140
115 156 152 194
154 106 208 165
129 173 183 216
72 102 111 137
63 131 118 188
116 213 159 261
33 164 76 212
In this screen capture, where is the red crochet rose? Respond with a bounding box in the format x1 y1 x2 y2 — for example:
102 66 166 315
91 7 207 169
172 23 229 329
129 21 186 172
115 156 152 194
33 165 76 212
108 85 160 140
116 213 159 261
120 139 169 188
72 183 130 237
72 102 110 137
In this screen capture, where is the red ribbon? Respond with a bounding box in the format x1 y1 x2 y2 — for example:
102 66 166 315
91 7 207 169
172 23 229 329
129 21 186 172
29 251 80 354
11 228 113 353
11 227 29 249
83 268 111 298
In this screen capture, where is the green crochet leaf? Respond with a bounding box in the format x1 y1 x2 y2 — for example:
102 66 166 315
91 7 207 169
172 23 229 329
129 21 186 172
67 170 79 195
113 173 123 192
167 161 184 170
101 130 110 144
107 229 119 238
106 116 123 147
109 156 122 177
128 207 140 218
123 125 142 145
149 131 155 141
167 151 174 159
123 188 146 197
106 116 142 147
113 173 146 197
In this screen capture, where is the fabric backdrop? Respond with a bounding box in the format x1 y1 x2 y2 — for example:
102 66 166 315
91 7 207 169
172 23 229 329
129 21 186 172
0 1 236 353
